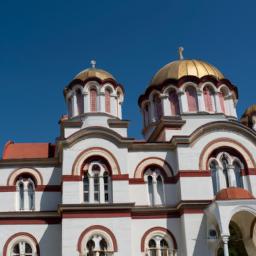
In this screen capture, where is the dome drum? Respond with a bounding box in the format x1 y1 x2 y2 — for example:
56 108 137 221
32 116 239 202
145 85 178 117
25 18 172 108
139 58 239 134
64 66 124 119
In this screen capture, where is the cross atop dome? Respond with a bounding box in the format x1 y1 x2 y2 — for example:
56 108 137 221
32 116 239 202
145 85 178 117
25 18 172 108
90 59 96 68
178 47 184 60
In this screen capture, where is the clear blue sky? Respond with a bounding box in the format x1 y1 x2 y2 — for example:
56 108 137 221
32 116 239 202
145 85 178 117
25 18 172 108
0 0 256 152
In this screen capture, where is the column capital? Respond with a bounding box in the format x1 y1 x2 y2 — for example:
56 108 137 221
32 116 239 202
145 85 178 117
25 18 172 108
221 234 229 244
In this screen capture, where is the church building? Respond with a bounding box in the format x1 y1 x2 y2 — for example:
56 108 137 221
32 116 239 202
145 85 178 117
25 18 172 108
0 48 256 256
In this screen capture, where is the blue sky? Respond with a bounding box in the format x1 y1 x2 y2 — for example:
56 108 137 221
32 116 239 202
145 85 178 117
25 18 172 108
0 0 256 151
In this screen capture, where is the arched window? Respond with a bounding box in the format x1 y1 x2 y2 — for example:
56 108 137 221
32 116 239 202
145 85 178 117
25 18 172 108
144 168 165 206
27 180 35 211
147 176 154 206
168 90 180 115
186 86 198 112
76 89 84 115
208 151 245 194
67 97 73 117
203 86 214 112
233 161 243 188
83 160 112 204
219 89 226 113
85 235 113 256
146 235 175 256
153 94 163 121
90 88 97 112
143 104 150 127
11 241 33 256
105 89 111 113
209 161 220 195
16 177 35 211
18 182 24 211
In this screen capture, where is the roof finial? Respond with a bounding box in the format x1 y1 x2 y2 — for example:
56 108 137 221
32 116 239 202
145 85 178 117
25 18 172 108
90 59 96 68
178 47 184 60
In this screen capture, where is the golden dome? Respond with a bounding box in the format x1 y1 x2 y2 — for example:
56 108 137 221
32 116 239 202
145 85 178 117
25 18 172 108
74 68 115 81
150 59 224 86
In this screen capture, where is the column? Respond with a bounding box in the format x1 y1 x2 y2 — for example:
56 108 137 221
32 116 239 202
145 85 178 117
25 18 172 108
93 235 102 256
72 93 79 116
154 236 162 256
111 95 117 116
197 90 204 112
161 94 171 116
214 93 222 113
83 91 89 113
99 92 105 112
222 235 229 256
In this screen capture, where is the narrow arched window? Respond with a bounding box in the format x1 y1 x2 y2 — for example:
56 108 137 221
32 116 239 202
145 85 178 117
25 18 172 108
160 239 169 256
203 86 214 112
186 86 198 112
234 162 243 188
76 89 84 115
147 176 154 206
221 154 230 188
148 239 157 256
210 161 220 195
156 176 165 205
105 89 111 113
144 104 150 127
27 180 35 210
67 97 73 117
18 182 24 211
85 235 112 255
169 90 180 115
103 171 109 203
153 94 163 121
219 89 226 113
90 88 97 112
83 175 89 202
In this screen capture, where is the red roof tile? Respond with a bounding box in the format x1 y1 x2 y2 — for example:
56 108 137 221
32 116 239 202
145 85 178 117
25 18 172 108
2 141 55 160
215 187 254 201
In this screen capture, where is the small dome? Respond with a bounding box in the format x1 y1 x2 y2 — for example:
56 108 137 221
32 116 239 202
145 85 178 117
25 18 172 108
150 59 224 86
74 68 115 81
215 188 254 201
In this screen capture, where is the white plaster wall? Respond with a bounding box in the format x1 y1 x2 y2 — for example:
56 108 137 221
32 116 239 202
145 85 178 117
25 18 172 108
0 192 61 211
127 150 178 177
130 183 179 206
179 177 214 200
0 224 61 256
0 167 61 186
112 180 129 203
165 114 227 141
180 213 211 256
177 130 256 171
62 217 131 256
62 182 82 204
62 138 128 176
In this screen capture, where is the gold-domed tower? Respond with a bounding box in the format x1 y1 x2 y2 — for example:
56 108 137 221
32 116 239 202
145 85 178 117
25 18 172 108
138 48 238 141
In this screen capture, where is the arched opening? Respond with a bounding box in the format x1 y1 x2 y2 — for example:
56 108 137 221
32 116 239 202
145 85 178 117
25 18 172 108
82 157 112 204
185 86 198 112
67 97 73 117
203 86 215 112
144 167 165 206
153 94 163 121
168 89 180 115
90 88 97 112
16 176 35 211
143 103 150 127
209 160 220 195
219 87 230 114
76 89 84 115
105 89 111 113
